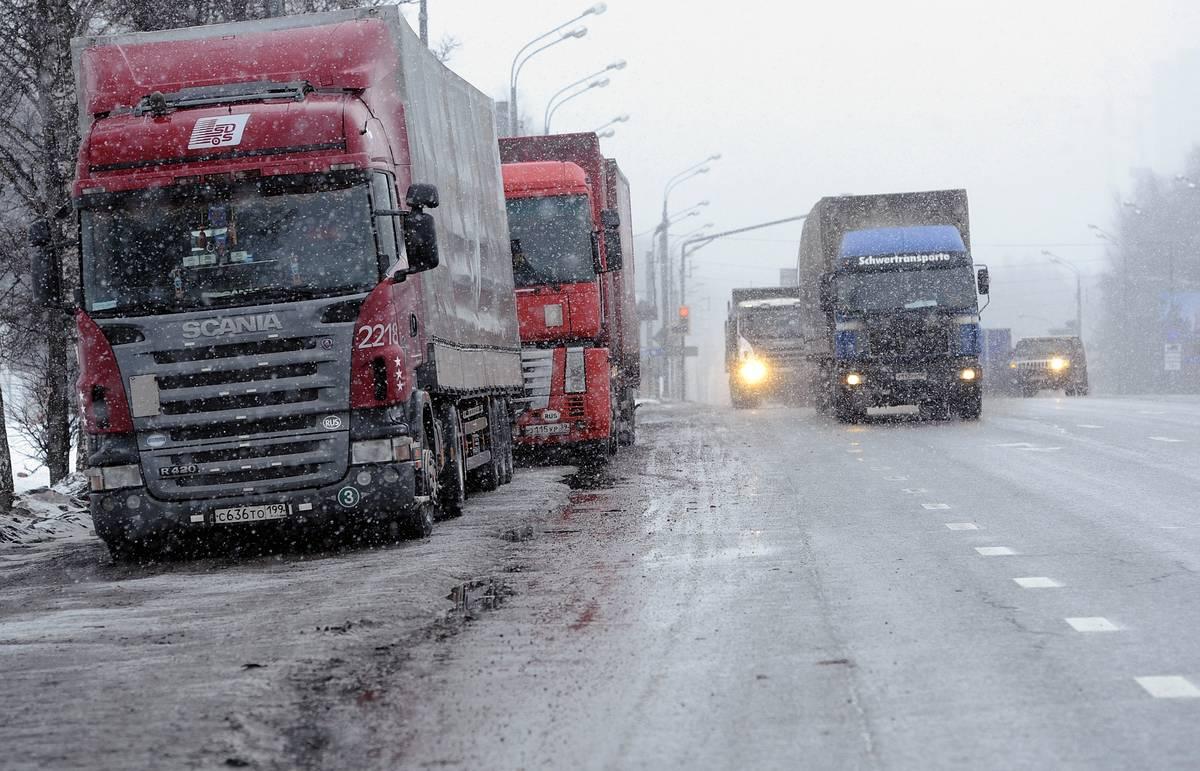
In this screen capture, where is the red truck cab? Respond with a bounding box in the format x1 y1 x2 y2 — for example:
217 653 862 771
499 134 637 456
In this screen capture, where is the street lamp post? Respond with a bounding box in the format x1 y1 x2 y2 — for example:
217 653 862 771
655 158 718 397
1043 250 1082 338
509 4 606 136
543 78 610 134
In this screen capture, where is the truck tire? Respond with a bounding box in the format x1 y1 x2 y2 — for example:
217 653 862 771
103 531 155 564
834 401 866 423
956 392 983 420
730 382 761 409
437 403 467 519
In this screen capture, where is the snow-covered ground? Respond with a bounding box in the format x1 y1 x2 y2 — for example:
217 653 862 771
0 475 90 547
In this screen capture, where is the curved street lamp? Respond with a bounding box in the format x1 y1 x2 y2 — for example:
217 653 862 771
592 114 630 134
596 128 615 139
542 61 626 133
544 77 610 134
509 4 606 134
1043 249 1082 337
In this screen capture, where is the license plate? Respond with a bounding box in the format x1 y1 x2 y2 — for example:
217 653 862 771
212 503 291 524
525 423 570 437
895 372 927 381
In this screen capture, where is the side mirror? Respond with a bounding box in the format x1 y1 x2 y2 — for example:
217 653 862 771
400 211 440 275
29 220 62 308
977 266 990 295
405 183 439 211
818 272 835 313
603 228 623 272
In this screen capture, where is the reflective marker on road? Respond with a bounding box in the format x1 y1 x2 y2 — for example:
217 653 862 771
1065 617 1120 632
1149 436 1185 443
901 488 928 494
976 546 1017 556
922 503 951 510
1136 676 1200 699
1014 577 1063 588
945 523 979 531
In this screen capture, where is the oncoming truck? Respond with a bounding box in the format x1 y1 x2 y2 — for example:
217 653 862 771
795 189 990 422
34 8 523 559
724 287 807 408
498 133 637 457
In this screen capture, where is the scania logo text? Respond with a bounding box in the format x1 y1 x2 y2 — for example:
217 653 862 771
181 314 283 339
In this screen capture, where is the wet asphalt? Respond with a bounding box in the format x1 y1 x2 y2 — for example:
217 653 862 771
5 396 1200 769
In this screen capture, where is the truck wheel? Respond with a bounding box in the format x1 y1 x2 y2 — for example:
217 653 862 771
1020 384 1037 398
437 403 467 519
956 392 983 420
103 531 155 564
397 500 435 539
834 402 865 423
730 382 761 409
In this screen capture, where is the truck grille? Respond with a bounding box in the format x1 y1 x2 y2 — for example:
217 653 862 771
104 300 357 501
518 348 554 412
866 322 951 359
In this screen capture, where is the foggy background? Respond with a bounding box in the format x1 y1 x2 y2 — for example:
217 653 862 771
404 0 1200 403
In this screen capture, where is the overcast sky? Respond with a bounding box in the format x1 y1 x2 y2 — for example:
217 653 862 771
403 0 1200 401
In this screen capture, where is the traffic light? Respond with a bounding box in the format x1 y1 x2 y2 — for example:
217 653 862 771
677 305 690 334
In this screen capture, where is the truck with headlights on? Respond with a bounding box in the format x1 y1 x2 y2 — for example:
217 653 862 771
795 189 990 422
724 287 809 408
32 7 523 560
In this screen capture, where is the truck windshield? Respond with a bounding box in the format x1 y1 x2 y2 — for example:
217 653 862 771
80 177 379 316
837 265 977 313
506 194 594 287
741 307 803 339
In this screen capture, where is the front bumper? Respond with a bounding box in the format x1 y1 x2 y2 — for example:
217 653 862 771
836 359 981 408
1013 369 1074 388
91 460 417 542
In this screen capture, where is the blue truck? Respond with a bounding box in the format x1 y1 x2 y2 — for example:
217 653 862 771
795 189 990 422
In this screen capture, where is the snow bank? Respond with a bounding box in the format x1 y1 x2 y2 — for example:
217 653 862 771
0 475 91 546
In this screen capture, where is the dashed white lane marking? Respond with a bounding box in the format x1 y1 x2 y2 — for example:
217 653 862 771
991 442 1062 452
847 448 863 454
922 503 951 510
1135 676 1200 699
885 475 909 481
1065 617 1120 632
870 465 891 471
1014 577 1062 588
901 488 928 494
976 546 1017 556
1139 410 1167 416
1149 436 1185 443
945 523 979 530
1077 424 1104 429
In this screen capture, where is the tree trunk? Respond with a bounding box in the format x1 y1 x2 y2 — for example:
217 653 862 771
0 374 15 512
36 0 72 485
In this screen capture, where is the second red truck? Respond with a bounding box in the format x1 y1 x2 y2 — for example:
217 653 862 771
499 133 638 457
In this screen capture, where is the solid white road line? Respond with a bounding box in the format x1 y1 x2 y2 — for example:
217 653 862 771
976 546 1017 556
922 503 951 510
1149 436 1185 443
1014 577 1062 588
1135 676 1200 699
1065 617 1120 632
945 523 979 531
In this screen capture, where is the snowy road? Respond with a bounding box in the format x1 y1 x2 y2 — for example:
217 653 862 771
5 397 1200 769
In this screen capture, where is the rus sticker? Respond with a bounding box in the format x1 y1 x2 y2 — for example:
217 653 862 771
188 114 250 151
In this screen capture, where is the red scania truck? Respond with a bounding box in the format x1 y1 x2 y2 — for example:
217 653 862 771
498 134 638 456
32 8 524 559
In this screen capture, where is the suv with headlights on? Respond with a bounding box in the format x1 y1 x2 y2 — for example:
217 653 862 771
1009 336 1088 396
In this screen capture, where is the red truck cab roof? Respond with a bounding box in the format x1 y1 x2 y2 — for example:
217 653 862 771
501 161 589 199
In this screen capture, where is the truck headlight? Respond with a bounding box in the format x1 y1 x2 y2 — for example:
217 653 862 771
352 438 414 464
87 464 143 491
959 368 977 381
845 372 863 386
738 358 769 386
565 347 587 394
1050 357 1068 371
